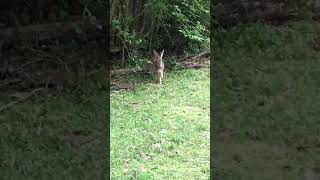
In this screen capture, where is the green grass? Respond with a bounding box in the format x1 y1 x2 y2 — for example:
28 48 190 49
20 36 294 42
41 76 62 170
0 89 107 180
214 20 320 179
111 68 210 179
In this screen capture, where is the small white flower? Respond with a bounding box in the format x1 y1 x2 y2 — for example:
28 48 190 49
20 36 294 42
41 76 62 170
160 129 167 134
154 143 161 148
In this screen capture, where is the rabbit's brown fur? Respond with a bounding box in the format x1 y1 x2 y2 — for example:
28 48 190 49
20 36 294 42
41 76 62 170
151 50 165 85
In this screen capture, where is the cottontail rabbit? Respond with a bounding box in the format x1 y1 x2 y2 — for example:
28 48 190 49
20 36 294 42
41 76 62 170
151 50 165 85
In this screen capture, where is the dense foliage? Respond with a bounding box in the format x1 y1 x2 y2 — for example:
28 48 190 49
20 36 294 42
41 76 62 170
111 0 210 67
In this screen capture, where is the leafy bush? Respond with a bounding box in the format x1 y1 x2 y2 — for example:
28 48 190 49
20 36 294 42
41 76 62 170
111 0 210 67
171 0 210 51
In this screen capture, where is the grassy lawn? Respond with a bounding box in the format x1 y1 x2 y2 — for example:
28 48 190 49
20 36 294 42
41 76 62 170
0 88 107 179
214 20 320 179
111 68 210 179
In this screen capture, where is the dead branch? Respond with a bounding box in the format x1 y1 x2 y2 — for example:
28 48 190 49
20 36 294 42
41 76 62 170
191 50 210 60
179 49 210 61
111 67 149 76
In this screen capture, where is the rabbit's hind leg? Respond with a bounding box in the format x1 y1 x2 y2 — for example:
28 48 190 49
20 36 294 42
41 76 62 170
155 73 160 84
156 72 162 85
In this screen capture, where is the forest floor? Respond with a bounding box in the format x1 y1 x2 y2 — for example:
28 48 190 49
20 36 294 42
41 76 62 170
214 20 320 179
110 62 210 179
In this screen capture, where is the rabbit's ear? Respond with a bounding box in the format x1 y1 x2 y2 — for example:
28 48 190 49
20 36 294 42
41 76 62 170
153 50 158 56
160 50 164 59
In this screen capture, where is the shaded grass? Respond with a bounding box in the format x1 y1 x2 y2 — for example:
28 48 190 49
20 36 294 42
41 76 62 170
214 20 320 179
111 68 210 179
0 89 107 180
